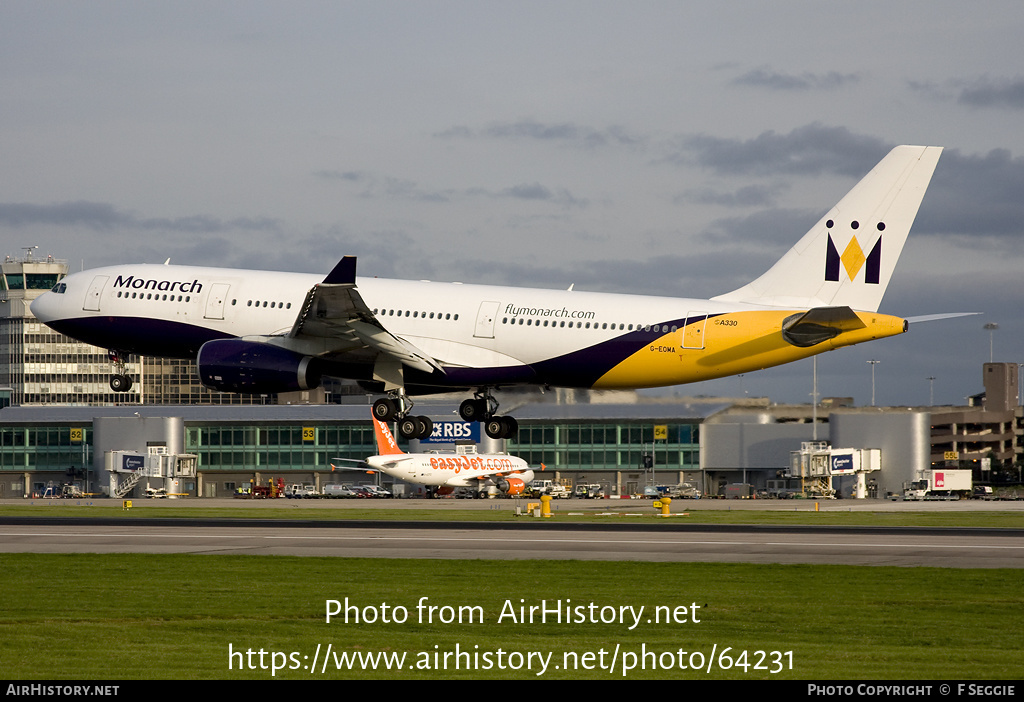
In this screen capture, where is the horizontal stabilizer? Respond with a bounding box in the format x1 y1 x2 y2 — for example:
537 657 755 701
330 459 373 471
782 306 866 347
905 312 980 324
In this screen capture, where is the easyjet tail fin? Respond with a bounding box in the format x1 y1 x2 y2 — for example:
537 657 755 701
372 416 406 455
712 145 942 312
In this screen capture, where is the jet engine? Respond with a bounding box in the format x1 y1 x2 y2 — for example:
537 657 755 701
496 475 531 496
197 339 321 394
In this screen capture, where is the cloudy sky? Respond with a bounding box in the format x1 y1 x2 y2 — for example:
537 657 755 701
3 1 1022 407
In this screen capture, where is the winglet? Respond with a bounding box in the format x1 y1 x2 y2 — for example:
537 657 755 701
372 414 405 455
323 256 357 285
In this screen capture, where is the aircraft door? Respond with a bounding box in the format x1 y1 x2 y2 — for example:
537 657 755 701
473 300 500 339
682 311 708 350
83 275 109 312
203 283 231 320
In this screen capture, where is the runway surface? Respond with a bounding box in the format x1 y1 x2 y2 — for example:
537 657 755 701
1 520 1021 567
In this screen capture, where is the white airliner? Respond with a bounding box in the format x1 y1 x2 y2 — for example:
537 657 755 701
31 146 944 439
332 414 535 497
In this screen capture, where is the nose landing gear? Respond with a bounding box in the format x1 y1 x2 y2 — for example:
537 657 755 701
108 350 134 392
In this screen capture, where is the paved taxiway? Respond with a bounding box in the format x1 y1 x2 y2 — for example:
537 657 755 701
1 522 1021 566
1 498 1021 566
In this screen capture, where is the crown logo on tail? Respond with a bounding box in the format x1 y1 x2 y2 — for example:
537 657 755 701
826 232 881 284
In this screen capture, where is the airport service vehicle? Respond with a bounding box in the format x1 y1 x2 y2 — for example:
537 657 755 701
902 469 972 501
321 484 358 498
332 415 535 497
284 483 318 498
531 480 571 499
31 147 954 440
574 483 605 499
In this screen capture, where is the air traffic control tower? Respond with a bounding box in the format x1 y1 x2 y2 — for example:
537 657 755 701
0 248 144 406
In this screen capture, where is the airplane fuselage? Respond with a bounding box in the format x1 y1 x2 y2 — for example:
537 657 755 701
30 262 907 392
366 451 534 489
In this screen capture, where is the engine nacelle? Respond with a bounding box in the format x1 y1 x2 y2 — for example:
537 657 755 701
496 474 532 495
197 339 321 394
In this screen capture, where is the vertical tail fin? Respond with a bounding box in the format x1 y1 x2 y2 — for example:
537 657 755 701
372 415 405 455
712 145 942 312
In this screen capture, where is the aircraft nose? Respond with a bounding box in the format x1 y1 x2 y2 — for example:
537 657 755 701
30 290 58 323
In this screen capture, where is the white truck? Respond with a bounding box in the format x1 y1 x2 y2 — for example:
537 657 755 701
531 480 571 499
902 469 972 501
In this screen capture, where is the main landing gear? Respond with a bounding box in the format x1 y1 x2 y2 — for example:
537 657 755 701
372 389 519 441
459 392 518 440
108 350 133 392
372 394 434 441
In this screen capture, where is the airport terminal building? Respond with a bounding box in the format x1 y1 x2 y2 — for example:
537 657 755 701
0 400 709 498
0 369 1020 499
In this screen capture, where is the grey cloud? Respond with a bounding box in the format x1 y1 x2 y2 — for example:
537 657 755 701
676 183 787 208
0 201 280 233
0 201 125 229
701 208 826 257
957 77 1024 109
436 120 644 149
313 170 369 182
500 184 587 208
316 171 451 202
457 249 769 299
734 67 861 91
668 123 888 177
319 169 585 207
504 183 553 200
673 130 1024 247
913 147 1024 240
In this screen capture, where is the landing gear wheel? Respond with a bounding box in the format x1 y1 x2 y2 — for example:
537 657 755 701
416 415 433 439
372 398 397 422
398 416 418 439
485 416 518 440
459 399 488 422
398 415 434 440
503 416 518 439
109 374 133 392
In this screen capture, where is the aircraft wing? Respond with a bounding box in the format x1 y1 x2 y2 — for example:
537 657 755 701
288 256 444 376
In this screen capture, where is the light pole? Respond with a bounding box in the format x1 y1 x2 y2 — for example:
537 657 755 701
811 357 819 440
867 359 880 407
984 323 999 363
927 376 936 407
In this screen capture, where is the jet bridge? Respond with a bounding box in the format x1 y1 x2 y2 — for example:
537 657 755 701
787 442 881 499
104 448 197 498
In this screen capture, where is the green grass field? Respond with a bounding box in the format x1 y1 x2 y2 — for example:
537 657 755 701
0 553 1020 680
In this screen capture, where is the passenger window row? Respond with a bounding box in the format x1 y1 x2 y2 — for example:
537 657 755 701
237 300 292 309
373 308 459 321
500 318 679 333
116 291 192 302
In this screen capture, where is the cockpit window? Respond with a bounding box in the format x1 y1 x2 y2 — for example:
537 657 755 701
50 283 67 294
